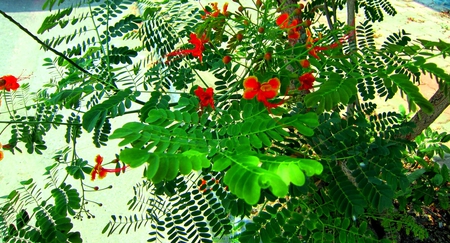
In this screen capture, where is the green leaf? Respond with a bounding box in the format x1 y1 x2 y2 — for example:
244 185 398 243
146 154 160 180
110 122 145 139
407 168 426 182
259 172 288 198
242 173 261 205
390 74 433 114
297 159 323 176
212 156 232 171
304 76 357 112
288 163 305 186
119 148 150 168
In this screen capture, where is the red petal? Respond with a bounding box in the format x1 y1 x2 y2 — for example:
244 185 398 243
288 30 300 40
259 90 278 100
222 3 228 15
243 76 260 89
267 78 281 90
205 87 214 96
95 155 103 164
98 169 108 179
194 86 205 97
276 13 289 28
243 90 258 100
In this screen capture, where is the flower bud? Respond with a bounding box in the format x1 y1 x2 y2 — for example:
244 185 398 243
264 52 272 61
256 0 262 8
222 55 231 64
305 19 311 27
236 33 243 42
258 27 264 33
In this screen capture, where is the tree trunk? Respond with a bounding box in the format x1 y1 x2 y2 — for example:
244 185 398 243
407 88 450 140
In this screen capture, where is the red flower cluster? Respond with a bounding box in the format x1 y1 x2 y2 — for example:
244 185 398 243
195 86 215 110
91 155 127 181
201 2 229 19
276 13 301 40
0 75 20 91
167 33 209 62
298 72 315 90
243 76 283 108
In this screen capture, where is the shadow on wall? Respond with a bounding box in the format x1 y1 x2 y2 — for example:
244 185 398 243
415 0 450 11
0 0 102 12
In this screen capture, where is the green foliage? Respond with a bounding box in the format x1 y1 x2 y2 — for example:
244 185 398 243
103 175 234 242
2 0 450 242
0 179 82 243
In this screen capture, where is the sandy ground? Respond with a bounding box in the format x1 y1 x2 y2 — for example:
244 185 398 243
0 0 450 242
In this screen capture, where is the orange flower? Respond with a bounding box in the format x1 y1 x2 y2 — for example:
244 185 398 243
305 29 345 59
201 2 228 19
243 76 283 108
91 155 127 181
167 33 209 62
195 86 215 110
276 13 300 40
299 72 315 90
0 75 20 91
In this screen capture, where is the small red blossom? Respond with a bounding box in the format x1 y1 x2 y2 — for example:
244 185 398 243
0 75 20 91
305 28 347 59
299 59 310 68
243 76 283 108
91 155 127 181
195 86 215 110
167 33 209 62
298 72 315 90
276 13 300 40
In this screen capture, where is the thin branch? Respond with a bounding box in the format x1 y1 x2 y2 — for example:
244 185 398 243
0 9 92 76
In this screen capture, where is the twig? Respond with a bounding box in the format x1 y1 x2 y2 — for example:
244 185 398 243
0 9 92 76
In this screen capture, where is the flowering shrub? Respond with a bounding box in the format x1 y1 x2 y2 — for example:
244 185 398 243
1 0 450 242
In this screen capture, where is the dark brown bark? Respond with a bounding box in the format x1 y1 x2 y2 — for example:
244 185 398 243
407 88 450 140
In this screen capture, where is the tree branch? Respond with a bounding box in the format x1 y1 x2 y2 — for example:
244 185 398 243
0 9 92 76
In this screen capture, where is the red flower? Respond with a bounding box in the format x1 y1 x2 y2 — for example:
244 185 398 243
167 33 209 62
299 72 315 90
195 86 215 110
276 13 300 40
0 75 20 91
243 76 283 108
299 59 310 68
91 155 127 181
305 29 345 59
